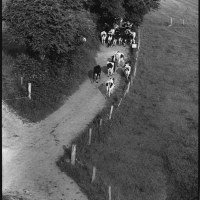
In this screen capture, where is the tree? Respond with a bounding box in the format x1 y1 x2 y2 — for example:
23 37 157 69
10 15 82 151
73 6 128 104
86 0 161 27
3 0 96 60
123 0 161 25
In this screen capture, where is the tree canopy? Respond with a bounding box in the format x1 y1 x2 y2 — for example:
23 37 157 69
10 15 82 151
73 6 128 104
86 0 161 27
3 0 96 59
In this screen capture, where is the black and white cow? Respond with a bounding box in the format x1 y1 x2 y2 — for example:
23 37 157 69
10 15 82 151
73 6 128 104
93 65 101 82
129 31 136 44
118 37 123 45
107 34 113 47
108 28 115 36
124 63 131 80
101 31 107 45
106 78 115 97
125 29 136 44
112 37 117 46
107 61 115 77
114 51 125 68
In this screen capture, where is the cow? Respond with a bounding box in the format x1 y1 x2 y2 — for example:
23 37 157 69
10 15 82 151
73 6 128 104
108 29 115 36
113 23 119 30
118 37 122 45
93 65 101 82
129 31 136 44
107 61 115 77
107 35 113 47
123 38 127 46
124 63 131 80
101 31 107 45
106 78 115 97
114 51 125 68
112 38 117 46
110 55 117 72
125 29 136 44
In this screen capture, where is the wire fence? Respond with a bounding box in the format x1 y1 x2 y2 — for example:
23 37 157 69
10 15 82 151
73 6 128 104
2 80 31 102
149 12 198 27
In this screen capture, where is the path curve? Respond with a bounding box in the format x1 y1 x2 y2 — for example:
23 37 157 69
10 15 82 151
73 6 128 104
2 45 128 200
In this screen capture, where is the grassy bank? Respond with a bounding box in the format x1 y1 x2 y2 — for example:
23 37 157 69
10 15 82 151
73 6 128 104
57 2 198 200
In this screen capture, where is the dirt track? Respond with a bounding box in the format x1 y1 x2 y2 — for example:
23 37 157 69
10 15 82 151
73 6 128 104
2 45 128 200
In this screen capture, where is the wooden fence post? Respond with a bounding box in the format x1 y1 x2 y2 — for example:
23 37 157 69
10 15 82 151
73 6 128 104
99 119 103 126
91 166 96 183
28 83 31 100
88 128 92 145
71 144 76 165
21 77 23 85
168 17 172 26
118 98 123 107
109 105 114 120
108 186 111 200
126 81 130 93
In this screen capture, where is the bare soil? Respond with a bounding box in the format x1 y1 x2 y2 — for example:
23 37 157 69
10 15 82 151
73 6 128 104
2 45 128 200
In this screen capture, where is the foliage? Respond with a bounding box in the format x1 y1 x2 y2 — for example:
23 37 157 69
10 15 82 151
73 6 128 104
12 54 48 83
3 0 97 60
86 0 161 27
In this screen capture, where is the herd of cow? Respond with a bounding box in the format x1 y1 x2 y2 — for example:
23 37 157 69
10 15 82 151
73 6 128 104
92 19 136 97
100 19 137 48
93 51 132 97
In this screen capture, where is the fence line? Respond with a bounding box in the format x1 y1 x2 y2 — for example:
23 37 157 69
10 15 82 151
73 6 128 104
68 25 142 200
3 82 32 102
2 96 28 101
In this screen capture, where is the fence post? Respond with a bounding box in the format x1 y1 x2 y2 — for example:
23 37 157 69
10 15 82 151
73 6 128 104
124 88 127 97
28 83 31 100
99 119 103 126
109 105 114 120
126 81 130 93
71 144 76 165
108 186 111 200
118 98 123 107
88 128 92 145
21 77 23 85
168 17 172 26
91 166 96 183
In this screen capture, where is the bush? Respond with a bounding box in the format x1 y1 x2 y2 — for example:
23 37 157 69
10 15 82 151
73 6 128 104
3 0 97 60
86 0 161 28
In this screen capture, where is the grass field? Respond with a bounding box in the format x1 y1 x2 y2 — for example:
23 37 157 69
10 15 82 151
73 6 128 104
58 0 198 199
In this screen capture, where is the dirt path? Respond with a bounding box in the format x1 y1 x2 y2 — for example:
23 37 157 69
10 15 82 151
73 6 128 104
2 45 128 200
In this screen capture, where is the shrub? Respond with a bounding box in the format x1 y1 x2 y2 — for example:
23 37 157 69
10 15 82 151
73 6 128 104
3 0 97 60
